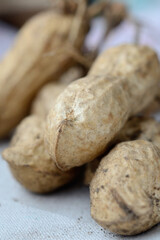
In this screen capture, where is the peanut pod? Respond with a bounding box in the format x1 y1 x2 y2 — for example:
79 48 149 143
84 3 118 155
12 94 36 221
2 116 77 193
45 44 160 170
31 66 85 118
0 10 88 137
2 67 85 193
90 140 160 235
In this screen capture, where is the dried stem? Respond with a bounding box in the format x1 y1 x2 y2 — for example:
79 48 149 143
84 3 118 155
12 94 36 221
44 45 92 69
87 1 110 19
90 1 127 55
68 0 88 46
49 0 78 14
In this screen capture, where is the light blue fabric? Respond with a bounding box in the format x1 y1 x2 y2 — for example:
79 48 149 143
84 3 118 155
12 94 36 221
114 0 159 12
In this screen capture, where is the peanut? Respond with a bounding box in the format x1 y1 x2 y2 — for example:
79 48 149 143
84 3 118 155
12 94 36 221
45 44 160 170
90 140 160 235
31 83 67 118
59 65 85 85
0 10 88 137
2 65 85 193
83 158 100 186
2 116 77 193
2 64 86 193
142 92 160 117
31 66 85 118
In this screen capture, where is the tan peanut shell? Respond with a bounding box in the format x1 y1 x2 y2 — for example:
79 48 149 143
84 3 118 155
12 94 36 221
84 116 160 185
31 66 85 118
0 11 88 138
89 44 160 114
83 158 100 186
90 140 160 235
31 83 67 118
2 116 76 193
116 116 160 146
59 65 85 85
142 92 160 116
45 44 160 170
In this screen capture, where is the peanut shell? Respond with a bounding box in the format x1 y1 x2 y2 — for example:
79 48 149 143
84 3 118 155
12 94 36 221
31 66 85 118
2 116 76 193
0 11 88 137
90 140 160 235
45 45 160 170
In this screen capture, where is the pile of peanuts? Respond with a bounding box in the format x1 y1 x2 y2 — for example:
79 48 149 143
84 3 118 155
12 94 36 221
1 4 160 236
